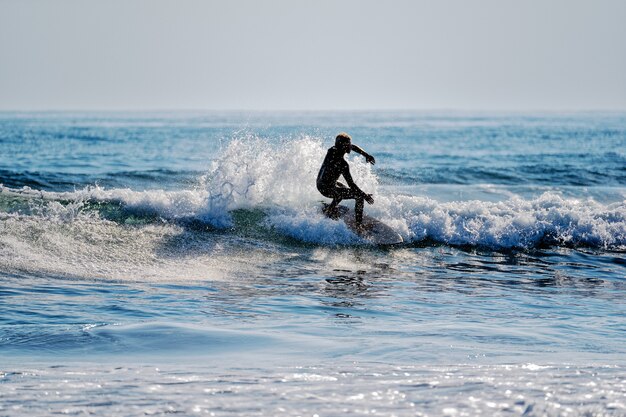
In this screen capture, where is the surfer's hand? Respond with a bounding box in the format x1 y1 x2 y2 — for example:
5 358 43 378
364 193 374 205
365 154 376 165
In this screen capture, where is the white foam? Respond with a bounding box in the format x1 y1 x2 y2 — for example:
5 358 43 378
267 206 360 245
376 192 626 249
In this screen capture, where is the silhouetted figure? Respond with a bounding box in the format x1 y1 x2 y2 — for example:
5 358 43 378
317 133 375 227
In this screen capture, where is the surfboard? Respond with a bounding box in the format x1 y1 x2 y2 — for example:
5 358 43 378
322 203 403 245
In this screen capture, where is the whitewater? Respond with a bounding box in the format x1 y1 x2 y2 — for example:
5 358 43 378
1 111 625 416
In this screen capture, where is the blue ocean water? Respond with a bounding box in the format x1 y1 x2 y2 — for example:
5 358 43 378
1 111 625 416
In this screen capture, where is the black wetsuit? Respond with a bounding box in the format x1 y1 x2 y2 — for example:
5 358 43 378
317 146 365 222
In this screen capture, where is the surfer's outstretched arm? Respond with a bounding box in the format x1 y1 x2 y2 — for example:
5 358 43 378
350 144 375 165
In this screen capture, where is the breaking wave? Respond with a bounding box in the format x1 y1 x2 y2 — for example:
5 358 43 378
1 136 625 254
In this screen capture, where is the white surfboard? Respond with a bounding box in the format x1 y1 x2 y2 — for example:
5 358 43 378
322 203 403 245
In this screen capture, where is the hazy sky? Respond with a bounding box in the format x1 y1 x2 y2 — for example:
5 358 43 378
1 0 625 111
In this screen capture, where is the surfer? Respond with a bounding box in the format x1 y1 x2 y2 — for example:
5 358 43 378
317 132 375 227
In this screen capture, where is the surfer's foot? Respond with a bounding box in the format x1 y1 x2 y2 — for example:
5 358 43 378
355 222 371 234
322 205 340 220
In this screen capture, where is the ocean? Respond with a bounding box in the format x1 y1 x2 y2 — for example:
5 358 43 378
1 111 625 416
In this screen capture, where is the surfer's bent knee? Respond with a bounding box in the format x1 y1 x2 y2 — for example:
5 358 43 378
317 185 334 199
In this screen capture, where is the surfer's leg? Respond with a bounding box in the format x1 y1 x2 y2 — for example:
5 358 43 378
323 196 342 219
328 196 342 208
326 182 348 210
334 184 365 225
334 183 365 225
354 195 364 225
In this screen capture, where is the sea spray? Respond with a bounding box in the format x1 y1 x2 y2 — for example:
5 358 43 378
196 135 376 225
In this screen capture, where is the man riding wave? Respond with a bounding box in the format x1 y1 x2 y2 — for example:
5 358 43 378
317 132 375 227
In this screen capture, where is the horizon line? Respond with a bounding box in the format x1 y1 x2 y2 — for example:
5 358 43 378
1 107 626 114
